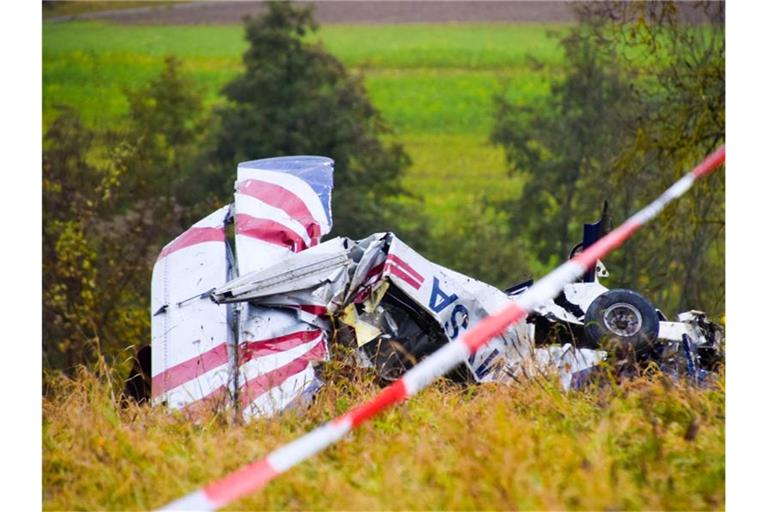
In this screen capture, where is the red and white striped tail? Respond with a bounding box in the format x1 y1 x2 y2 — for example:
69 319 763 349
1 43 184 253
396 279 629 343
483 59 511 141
150 157 336 418
157 146 724 511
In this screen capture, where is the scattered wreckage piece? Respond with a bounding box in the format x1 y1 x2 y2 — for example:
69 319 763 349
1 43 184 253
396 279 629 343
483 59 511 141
141 155 723 420
511 206 724 383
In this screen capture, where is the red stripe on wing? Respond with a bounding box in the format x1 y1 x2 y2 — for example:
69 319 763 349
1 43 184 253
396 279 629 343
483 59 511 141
386 254 424 283
297 305 328 316
364 261 385 282
351 262 387 303
239 342 326 407
385 263 423 290
151 342 229 398
157 227 225 261
235 213 308 252
237 179 323 244
240 330 323 364
181 384 231 415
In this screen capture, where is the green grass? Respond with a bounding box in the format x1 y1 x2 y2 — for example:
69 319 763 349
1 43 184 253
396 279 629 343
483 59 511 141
42 1 184 19
399 133 521 207
43 22 565 68
43 49 239 130
41 21 565 135
367 68 553 136
43 22 564 132
43 367 725 510
43 21 563 240
309 23 566 70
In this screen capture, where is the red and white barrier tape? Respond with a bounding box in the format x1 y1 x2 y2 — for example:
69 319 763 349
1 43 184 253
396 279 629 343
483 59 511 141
158 146 725 511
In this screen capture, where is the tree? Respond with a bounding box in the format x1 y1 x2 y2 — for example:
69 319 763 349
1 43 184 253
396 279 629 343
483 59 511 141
588 2 725 314
492 2 724 314
43 109 118 370
210 1 414 239
114 55 209 210
43 57 212 372
491 16 636 266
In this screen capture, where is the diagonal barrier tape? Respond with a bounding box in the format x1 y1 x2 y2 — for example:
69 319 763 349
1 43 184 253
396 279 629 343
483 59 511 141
158 145 725 511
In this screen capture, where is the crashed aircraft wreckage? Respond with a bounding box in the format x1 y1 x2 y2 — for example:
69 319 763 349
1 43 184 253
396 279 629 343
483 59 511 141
142 156 723 419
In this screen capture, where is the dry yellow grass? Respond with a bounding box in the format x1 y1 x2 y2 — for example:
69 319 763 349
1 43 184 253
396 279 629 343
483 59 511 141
43 361 724 511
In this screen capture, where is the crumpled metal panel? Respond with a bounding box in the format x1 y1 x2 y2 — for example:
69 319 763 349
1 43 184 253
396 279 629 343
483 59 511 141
215 237 352 308
150 205 234 409
531 344 605 390
380 235 532 383
237 305 328 419
213 232 597 391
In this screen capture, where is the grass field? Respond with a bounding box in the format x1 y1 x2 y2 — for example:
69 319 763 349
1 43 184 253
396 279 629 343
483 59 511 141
42 2 183 19
44 366 725 510
43 21 565 216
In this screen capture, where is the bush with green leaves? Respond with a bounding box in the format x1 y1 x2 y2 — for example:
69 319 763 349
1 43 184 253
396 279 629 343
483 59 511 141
492 2 724 314
43 57 211 372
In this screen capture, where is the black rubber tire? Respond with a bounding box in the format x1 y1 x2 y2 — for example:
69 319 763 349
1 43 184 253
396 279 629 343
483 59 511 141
584 289 660 360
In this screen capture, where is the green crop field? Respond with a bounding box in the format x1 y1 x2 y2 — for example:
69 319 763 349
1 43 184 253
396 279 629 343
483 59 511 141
43 21 565 223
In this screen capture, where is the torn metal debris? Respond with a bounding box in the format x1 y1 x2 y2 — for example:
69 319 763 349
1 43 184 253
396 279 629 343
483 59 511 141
141 156 723 419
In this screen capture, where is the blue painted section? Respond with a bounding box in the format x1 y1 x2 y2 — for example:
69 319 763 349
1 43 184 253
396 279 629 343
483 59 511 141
429 277 459 313
444 304 469 340
474 349 501 379
239 156 335 225
284 376 324 413
570 367 595 390
681 334 700 385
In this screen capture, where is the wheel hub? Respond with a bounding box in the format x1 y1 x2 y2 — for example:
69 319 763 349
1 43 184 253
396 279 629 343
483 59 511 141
603 302 642 337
